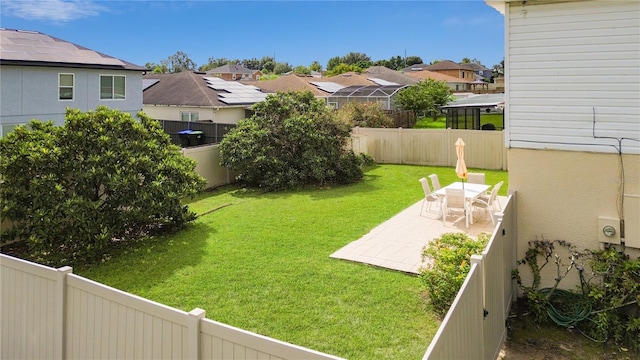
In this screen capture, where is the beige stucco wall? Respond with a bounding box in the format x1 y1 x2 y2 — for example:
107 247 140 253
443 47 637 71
142 105 247 124
181 144 236 189
509 148 640 290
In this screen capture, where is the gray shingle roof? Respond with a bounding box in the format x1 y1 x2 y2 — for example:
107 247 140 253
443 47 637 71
365 66 419 85
424 60 475 71
0 28 146 71
206 64 256 74
143 72 266 107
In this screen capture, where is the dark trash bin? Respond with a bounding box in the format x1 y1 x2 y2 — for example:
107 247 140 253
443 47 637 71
481 123 496 131
178 129 204 147
178 129 193 147
189 130 204 146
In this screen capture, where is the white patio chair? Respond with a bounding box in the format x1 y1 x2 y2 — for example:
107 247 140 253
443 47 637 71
419 177 441 215
478 181 504 212
472 183 501 225
467 172 485 184
442 188 468 227
428 174 442 191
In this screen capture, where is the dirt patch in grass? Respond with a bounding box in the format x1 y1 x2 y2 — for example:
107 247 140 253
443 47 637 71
499 302 634 360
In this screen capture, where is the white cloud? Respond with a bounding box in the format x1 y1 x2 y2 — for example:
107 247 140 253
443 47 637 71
2 0 106 22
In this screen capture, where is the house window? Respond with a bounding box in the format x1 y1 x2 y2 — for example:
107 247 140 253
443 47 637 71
1 123 25 137
59 73 74 100
256 75 260 81
100 75 126 100
180 112 199 122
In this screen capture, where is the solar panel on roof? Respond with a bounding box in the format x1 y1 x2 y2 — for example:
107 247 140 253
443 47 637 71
310 81 345 93
368 78 398 86
142 79 159 90
203 76 267 104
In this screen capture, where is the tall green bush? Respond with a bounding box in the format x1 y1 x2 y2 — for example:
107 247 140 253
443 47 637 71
0 107 205 266
336 101 394 128
219 91 364 191
419 232 489 315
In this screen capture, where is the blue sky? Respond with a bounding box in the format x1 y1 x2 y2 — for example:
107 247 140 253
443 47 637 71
1 0 505 70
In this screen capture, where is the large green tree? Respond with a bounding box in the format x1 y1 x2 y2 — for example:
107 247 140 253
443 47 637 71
309 61 322 72
326 52 371 71
491 58 505 79
405 56 423 67
395 79 452 120
198 57 239 72
219 91 364 191
0 107 205 266
273 62 293 75
164 51 197 73
325 63 363 76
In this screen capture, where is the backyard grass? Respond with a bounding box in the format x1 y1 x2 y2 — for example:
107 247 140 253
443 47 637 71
415 113 504 130
76 164 509 359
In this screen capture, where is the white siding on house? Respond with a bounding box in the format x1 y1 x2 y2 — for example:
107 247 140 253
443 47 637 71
505 0 640 154
0 65 143 129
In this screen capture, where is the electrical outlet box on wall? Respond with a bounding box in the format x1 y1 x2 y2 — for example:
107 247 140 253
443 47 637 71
623 194 640 249
598 217 621 245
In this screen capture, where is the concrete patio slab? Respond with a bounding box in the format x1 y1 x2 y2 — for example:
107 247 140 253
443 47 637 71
330 196 505 274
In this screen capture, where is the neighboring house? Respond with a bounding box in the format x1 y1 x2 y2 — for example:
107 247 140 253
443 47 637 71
326 70 417 87
465 62 492 81
363 66 419 86
405 60 476 81
402 63 430 72
206 64 262 81
404 69 472 92
486 0 640 289
325 72 378 87
0 28 146 136
143 71 268 125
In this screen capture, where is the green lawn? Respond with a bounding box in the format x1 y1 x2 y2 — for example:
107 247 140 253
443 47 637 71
77 164 508 359
415 113 504 130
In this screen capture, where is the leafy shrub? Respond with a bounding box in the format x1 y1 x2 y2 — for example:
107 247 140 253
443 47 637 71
219 91 364 191
515 240 639 352
419 232 489 315
583 248 639 351
336 101 394 128
0 107 205 266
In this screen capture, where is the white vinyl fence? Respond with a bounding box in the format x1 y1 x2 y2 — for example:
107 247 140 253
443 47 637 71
423 192 517 360
0 254 343 360
352 128 507 170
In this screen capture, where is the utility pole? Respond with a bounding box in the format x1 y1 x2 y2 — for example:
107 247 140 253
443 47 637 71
404 49 407 68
